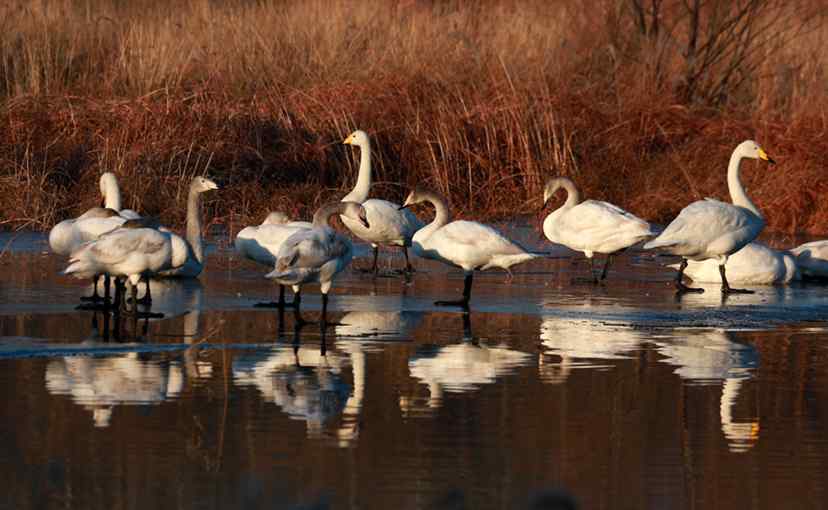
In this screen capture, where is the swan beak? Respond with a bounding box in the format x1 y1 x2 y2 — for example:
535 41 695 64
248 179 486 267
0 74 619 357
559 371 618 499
758 148 776 164
398 204 409 211
359 216 370 229
343 135 353 145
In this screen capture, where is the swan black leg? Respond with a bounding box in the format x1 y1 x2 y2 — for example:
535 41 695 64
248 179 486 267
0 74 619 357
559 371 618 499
599 254 614 281
675 259 704 294
321 293 329 328
292 291 308 327
371 246 379 275
719 264 754 294
435 272 472 310
403 246 414 274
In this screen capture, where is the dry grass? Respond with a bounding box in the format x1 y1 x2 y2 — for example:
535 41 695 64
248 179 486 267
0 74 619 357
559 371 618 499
1 0 828 234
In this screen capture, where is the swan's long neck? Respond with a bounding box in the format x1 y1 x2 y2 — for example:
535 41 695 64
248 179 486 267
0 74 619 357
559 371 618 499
413 191 451 243
342 140 372 203
103 177 122 211
312 202 346 228
546 177 581 210
421 191 452 234
186 188 204 264
727 149 761 217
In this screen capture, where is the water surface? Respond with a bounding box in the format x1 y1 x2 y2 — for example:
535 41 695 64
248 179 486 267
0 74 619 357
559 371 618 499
1 233 827 509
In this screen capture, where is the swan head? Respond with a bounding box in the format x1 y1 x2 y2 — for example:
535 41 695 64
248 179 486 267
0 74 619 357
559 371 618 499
341 201 370 229
263 212 290 225
191 176 220 193
736 140 776 164
400 186 431 209
343 130 369 147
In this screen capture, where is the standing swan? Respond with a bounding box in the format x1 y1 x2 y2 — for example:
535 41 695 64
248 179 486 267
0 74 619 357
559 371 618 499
542 177 656 282
644 140 775 294
266 201 369 325
400 187 538 308
341 130 422 275
63 227 173 308
156 176 219 279
235 212 312 307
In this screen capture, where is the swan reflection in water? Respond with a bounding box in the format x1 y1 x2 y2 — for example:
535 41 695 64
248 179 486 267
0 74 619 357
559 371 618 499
46 353 187 428
232 324 364 447
46 279 209 427
654 329 760 453
538 316 645 385
400 314 533 415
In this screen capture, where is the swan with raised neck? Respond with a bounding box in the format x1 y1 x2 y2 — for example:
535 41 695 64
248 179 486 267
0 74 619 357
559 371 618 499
341 130 372 203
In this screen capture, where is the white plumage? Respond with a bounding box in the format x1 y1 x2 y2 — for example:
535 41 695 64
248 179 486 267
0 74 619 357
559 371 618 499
266 201 369 320
402 187 537 307
235 212 312 268
542 176 655 281
644 140 776 293
341 130 422 273
63 227 173 286
155 176 219 278
675 242 798 285
789 240 828 280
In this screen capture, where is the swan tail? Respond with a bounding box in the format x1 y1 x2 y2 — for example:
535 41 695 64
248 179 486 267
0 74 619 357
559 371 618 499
63 259 97 279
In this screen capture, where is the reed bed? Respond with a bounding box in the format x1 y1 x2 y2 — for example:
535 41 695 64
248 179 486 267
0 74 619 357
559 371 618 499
1 0 827 234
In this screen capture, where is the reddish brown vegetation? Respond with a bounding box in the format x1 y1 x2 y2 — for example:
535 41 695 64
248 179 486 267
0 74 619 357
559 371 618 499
1 0 827 234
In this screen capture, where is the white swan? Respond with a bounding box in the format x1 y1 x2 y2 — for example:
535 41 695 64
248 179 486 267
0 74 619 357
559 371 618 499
156 176 219 279
265 201 369 322
341 130 423 274
542 177 656 282
400 187 538 308
673 241 798 285
643 140 775 294
789 240 828 280
48 172 139 256
63 226 173 305
235 211 312 307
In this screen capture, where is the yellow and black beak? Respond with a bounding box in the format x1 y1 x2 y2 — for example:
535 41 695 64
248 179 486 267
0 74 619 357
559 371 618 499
343 135 353 145
758 148 776 165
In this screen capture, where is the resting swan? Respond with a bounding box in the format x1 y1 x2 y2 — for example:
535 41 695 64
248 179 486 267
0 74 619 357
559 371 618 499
400 187 538 308
789 240 828 280
266 201 369 324
156 176 219 279
235 212 313 307
643 140 775 294
674 242 798 285
341 130 422 274
542 176 656 282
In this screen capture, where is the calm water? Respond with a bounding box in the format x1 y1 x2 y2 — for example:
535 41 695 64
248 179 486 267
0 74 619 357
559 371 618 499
1 233 827 510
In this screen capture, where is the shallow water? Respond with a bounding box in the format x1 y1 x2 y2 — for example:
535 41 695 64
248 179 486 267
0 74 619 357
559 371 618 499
1 233 828 510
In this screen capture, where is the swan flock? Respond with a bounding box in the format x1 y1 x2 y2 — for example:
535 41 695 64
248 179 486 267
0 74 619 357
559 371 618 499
51 134 825 320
